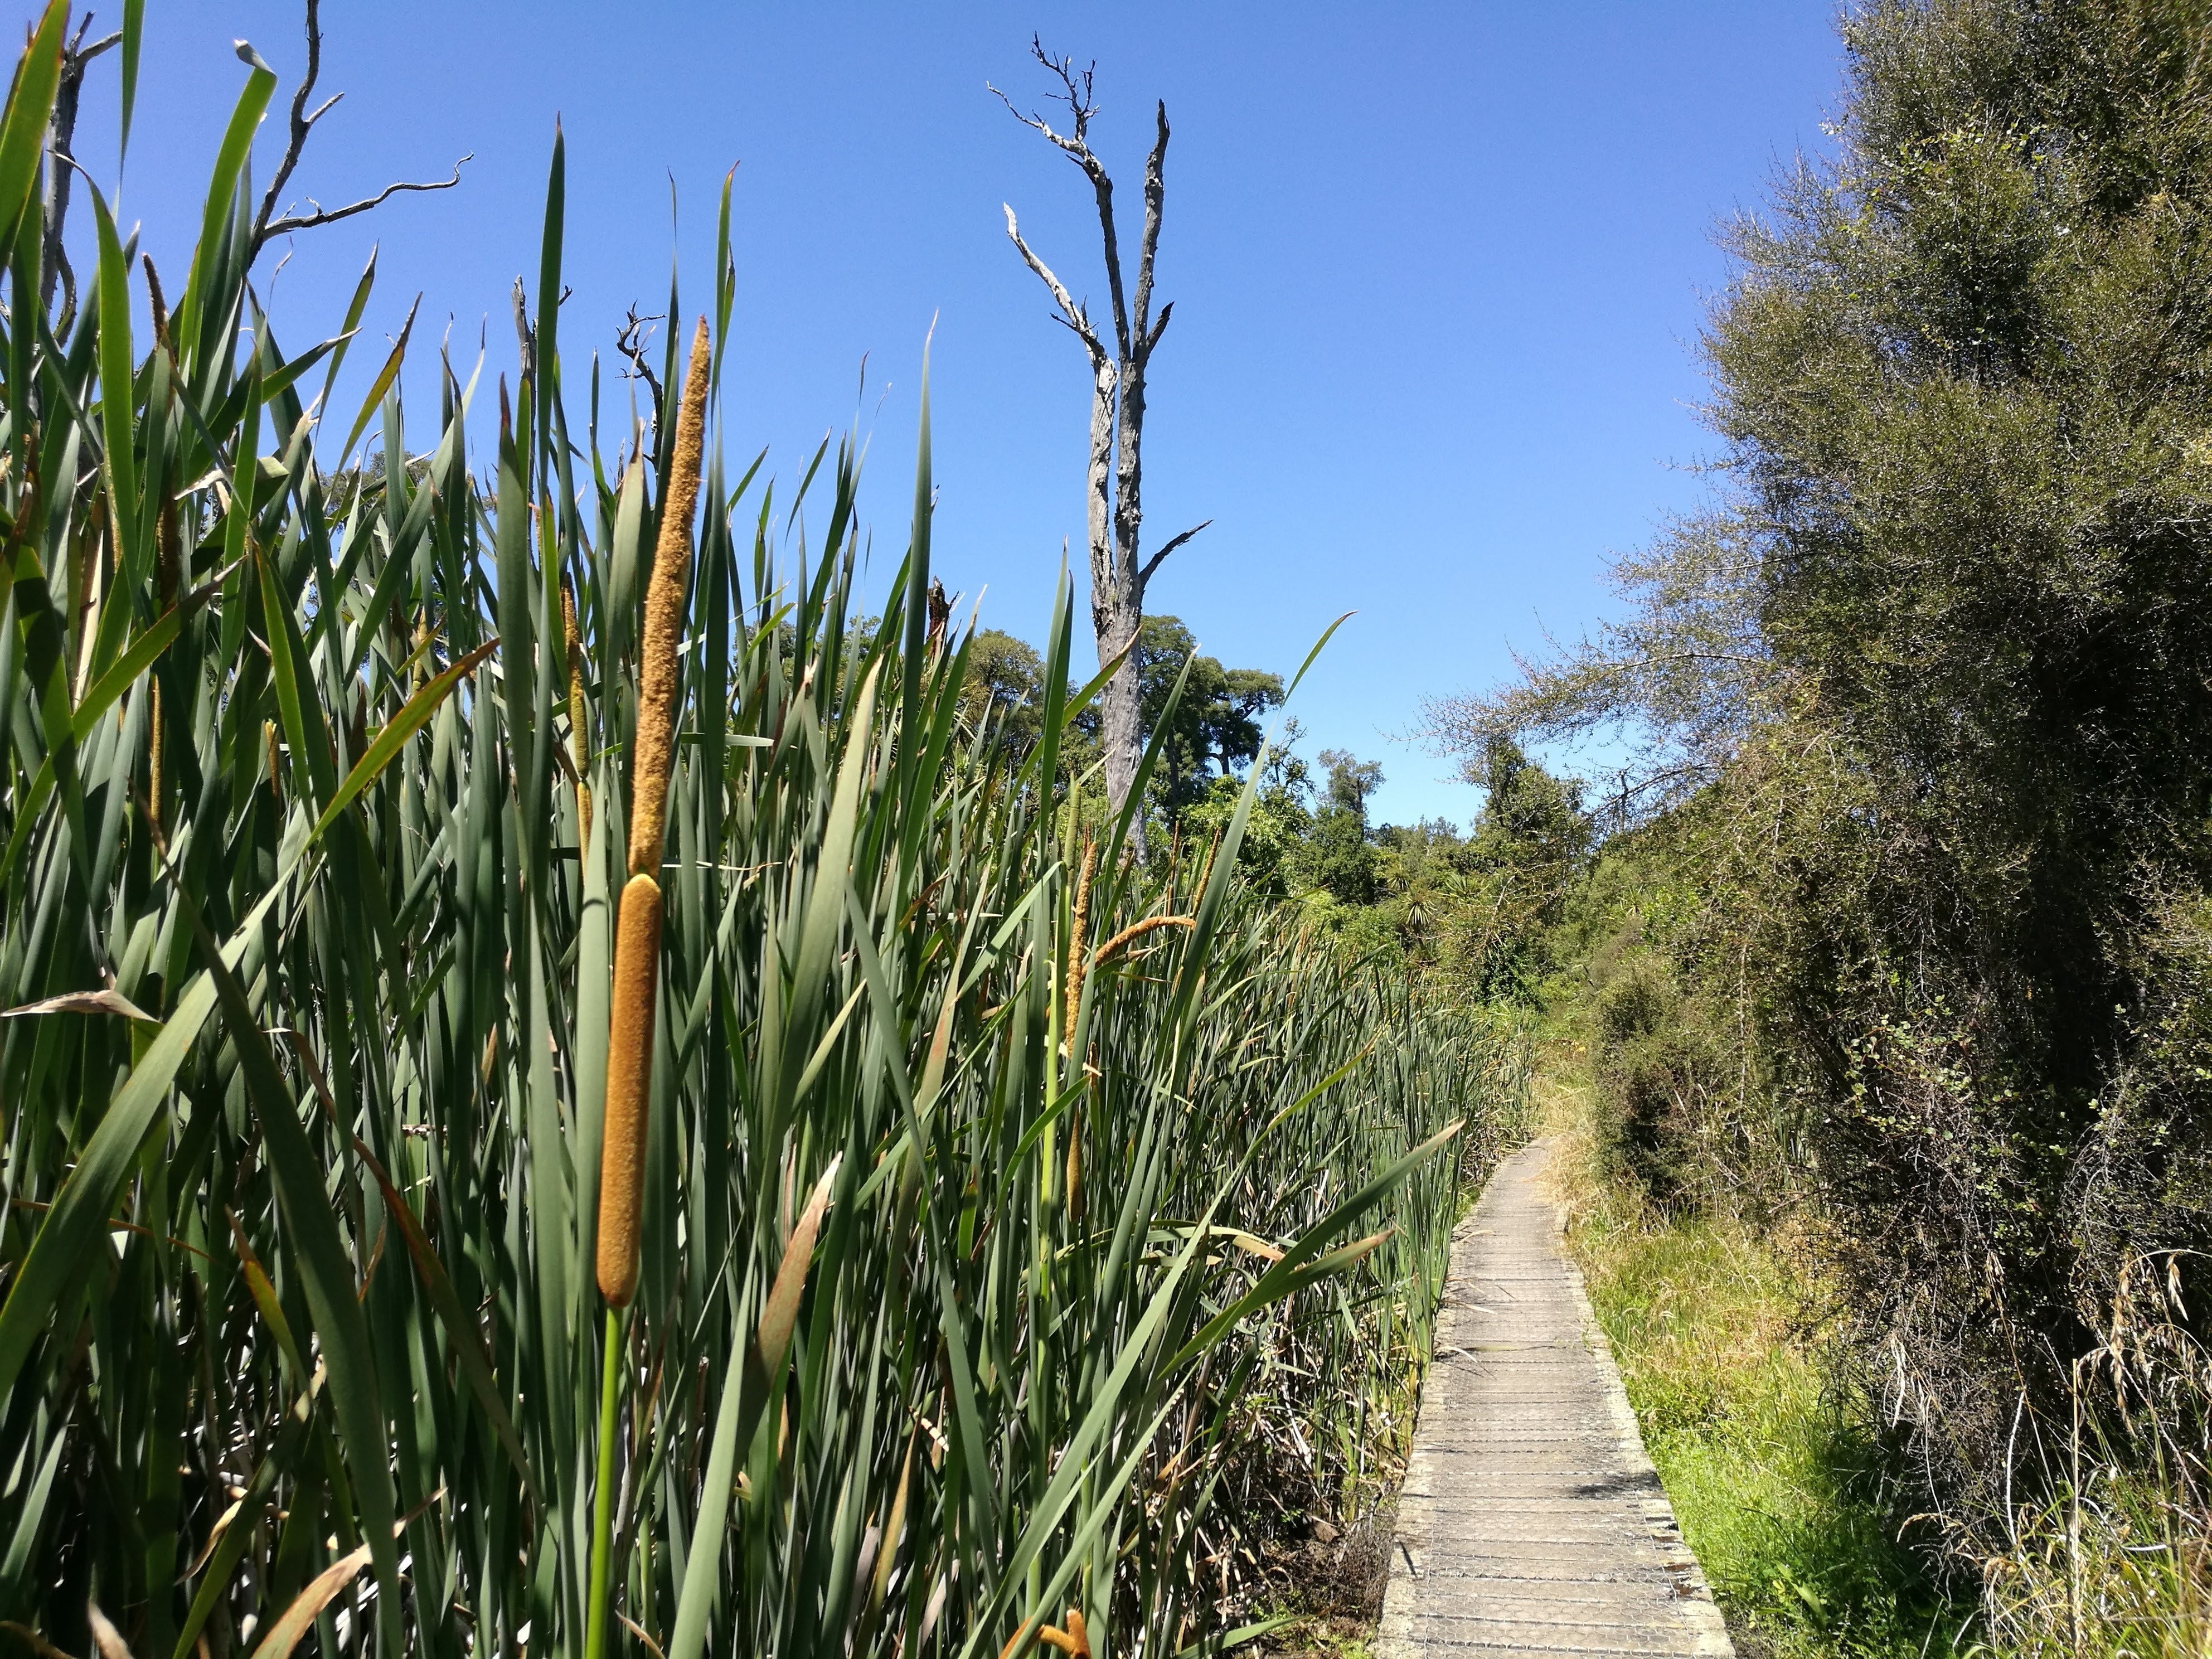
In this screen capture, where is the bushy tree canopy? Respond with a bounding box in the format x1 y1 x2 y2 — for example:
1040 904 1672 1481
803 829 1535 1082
957 615 1284 822
1434 0 2212 1524
1136 615 1284 817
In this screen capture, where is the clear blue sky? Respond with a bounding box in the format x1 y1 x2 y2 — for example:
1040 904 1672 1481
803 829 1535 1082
56 2 1843 830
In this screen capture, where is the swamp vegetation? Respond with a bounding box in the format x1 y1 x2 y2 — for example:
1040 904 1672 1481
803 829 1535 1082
0 9 1524 1658
1418 1 2212 1649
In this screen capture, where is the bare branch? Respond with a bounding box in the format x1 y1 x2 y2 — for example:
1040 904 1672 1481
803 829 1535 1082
1003 204 1107 364
1143 298 1173 355
257 157 471 246
986 36 1098 156
69 21 120 64
996 38 1131 361
247 0 470 260
615 306 666 437
1035 37 1097 139
250 0 331 253
1131 100 1169 357
1137 518 1209 591
41 14 124 328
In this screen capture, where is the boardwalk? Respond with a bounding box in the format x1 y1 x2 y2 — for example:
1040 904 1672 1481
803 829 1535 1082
1375 1142 1734 1657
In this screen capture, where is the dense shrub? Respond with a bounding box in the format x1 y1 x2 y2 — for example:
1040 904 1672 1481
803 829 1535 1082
1439 0 2212 1534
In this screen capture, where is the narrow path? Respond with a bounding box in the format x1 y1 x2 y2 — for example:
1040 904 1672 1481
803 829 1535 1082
1375 1141 1733 1656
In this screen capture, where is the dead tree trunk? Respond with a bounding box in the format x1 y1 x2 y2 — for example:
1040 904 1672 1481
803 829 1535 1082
998 42 1209 855
41 14 122 331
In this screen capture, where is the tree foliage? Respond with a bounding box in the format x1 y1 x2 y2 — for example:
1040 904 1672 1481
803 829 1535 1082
1435 0 2212 1528
958 627 1051 755
957 614 1283 821
1136 614 1283 817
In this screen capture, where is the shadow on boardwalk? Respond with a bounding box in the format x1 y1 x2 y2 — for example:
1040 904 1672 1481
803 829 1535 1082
1376 1141 1734 1657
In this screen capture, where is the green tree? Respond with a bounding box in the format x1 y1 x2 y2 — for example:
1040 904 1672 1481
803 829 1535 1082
1371 817 1473 972
1454 740 1592 1000
1135 614 1283 819
1180 719 1317 896
955 616 1284 841
959 627 1051 756
1284 749 1384 906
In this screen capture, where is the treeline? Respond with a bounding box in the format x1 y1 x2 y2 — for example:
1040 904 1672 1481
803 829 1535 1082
967 619 1594 1004
1430 0 2212 1554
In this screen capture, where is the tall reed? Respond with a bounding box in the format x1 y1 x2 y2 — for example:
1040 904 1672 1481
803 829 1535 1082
596 315 711 1311
0 18 1519 1659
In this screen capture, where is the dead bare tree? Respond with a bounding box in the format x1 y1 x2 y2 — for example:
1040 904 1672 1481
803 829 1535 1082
243 0 470 260
996 40 1209 852
41 12 120 329
36 2 470 337
615 305 668 438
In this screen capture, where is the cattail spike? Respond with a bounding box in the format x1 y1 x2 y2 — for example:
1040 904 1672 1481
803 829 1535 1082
1062 837 1097 1050
147 682 163 837
596 872 664 1307
1065 1100 1084 1223
628 316 714 879
1035 1611 1090 1659
595 319 709 1306
142 255 170 347
1091 913 1196 969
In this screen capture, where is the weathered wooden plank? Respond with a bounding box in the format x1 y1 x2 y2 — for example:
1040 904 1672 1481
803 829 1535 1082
1375 1142 1734 1658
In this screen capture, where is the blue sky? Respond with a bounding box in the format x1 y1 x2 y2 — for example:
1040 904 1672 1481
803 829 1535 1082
56 2 1843 830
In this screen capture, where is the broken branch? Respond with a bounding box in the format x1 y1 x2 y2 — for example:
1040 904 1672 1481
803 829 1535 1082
1137 519 1211 591
246 0 470 259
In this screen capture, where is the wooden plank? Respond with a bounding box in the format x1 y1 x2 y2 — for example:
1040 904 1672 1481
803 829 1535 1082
1375 1142 1734 1658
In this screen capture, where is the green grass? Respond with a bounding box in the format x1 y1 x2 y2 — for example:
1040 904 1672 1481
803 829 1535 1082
1538 1051 1975 1659
1564 1133 2212 1659
1580 1217 1970 1657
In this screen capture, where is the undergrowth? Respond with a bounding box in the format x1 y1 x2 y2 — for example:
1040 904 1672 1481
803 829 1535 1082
0 14 1521 1655
1973 1257 2212 1657
1540 1039 1976 1659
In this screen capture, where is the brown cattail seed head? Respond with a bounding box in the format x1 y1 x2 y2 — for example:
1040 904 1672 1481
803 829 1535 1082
1090 913 1196 969
1063 838 1097 1048
1065 1102 1084 1223
147 683 163 836
628 317 714 877
598 321 707 1305
142 254 170 347
596 872 664 1307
